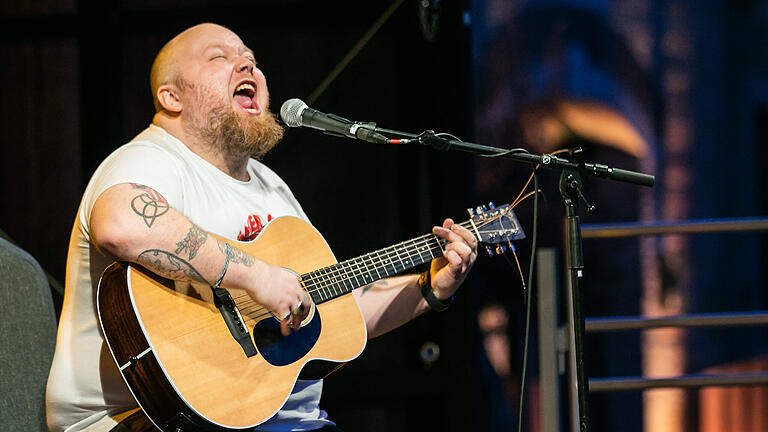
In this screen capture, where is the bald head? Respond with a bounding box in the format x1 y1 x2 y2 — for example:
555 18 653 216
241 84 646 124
150 23 241 112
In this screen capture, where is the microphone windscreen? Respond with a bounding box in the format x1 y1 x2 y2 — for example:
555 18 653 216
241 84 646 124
280 98 307 127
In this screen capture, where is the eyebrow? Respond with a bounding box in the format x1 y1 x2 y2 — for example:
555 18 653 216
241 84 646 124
204 43 255 58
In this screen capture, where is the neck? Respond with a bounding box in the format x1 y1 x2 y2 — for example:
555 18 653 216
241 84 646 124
152 112 251 181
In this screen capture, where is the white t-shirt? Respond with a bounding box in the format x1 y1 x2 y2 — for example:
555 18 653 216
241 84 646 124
46 125 334 432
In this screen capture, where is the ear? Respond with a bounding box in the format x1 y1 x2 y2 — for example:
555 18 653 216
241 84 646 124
157 85 183 113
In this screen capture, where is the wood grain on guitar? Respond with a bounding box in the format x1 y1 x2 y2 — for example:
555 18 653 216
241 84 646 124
97 207 523 431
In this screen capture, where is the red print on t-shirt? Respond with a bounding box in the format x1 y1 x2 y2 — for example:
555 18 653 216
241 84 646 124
238 213 273 241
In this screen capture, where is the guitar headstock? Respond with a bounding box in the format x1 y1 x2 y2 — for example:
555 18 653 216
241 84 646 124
467 202 526 256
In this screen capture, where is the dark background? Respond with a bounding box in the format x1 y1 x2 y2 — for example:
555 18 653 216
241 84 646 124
0 1 478 431
3 0 768 431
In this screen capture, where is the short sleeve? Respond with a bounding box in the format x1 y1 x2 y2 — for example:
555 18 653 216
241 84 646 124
78 142 184 240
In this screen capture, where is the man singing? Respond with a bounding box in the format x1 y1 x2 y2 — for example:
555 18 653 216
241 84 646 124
46 23 477 432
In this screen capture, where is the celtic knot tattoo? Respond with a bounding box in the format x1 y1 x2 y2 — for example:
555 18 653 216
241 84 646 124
175 225 208 260
130 184 169 228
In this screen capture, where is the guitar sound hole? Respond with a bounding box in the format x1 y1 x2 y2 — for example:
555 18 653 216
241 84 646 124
251 310 322 366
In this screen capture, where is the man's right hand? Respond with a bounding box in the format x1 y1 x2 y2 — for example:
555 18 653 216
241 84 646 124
246 262 311 336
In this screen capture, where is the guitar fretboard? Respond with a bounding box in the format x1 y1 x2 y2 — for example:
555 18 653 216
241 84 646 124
300 233 447 304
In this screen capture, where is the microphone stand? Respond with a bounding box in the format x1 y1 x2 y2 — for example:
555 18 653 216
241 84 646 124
374 127 654 432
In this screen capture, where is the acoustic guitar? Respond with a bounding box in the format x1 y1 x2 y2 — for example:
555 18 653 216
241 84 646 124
97 203 524 431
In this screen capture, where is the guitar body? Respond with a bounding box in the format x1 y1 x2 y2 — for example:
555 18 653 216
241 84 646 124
97 217 367 431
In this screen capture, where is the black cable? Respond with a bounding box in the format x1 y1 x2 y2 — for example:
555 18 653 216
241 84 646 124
517 170 539 432
479 148 531 158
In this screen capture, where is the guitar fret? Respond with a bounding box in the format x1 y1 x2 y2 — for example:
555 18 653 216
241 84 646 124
317 268 330 301
302 218 489 305
351 257 363 288
304 273 322 304
415 237 434 263
383 247 398 275
400 241 414 269
334 263 348 295
393 245 407 273
354 256 370 287
344 261 357 291
303 235 446 304
320 266 331 298
377 250 390 276
369 251 383 279
327 266 340 298
426 238 437 259
406 239 421 267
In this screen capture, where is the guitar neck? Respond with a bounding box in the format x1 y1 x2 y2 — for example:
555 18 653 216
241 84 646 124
300 232 448 304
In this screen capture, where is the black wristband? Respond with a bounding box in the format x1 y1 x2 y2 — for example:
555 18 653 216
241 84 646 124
419 271 453 312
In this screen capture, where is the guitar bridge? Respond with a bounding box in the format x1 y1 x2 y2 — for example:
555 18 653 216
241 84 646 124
211 287 258 358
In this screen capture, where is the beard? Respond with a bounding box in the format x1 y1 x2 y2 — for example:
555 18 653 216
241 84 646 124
181 81 284 160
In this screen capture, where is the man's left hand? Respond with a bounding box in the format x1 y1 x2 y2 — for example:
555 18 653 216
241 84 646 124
430 218 478 300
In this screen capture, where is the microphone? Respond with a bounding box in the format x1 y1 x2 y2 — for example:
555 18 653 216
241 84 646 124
280 98 390 144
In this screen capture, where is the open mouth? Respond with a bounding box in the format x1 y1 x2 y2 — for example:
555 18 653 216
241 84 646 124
233 81 260 114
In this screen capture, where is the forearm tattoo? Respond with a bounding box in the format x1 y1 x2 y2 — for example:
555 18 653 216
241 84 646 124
217 239 254 267
137 249 209 285
361 280 388 295
175 225 208 260
130 183 169 228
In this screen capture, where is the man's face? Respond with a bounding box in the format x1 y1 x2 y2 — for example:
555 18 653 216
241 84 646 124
174 24 283 158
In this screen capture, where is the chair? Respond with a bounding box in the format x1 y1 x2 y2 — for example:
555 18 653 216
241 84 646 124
0 237 58 431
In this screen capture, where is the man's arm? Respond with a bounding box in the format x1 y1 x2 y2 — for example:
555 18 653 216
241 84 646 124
90 183 308 333
353 218 478 338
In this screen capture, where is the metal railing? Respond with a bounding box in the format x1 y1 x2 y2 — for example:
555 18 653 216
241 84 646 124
586 311 768 332
581 217 768 238
537 217 768 432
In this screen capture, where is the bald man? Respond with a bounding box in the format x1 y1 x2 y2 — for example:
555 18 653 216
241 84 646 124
46 23 477 432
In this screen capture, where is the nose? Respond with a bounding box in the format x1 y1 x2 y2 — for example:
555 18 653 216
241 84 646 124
238 58 254 74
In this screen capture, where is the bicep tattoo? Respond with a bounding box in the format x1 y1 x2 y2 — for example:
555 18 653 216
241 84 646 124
130 183 169 228
137 249 209 285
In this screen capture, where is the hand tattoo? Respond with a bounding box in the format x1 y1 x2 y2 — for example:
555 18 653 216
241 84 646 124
175 225 208 260
137 249 209 285
217 240 254 267
130 184 169 228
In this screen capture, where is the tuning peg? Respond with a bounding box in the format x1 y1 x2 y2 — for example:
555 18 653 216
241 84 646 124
467 207 476 217
488 201 495 209
495 244 508 255
485 245 495 256
476 206 484 217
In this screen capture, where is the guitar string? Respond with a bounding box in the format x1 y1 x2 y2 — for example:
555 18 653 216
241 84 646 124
232 211 517 321
231 214 516 321
236 213 506 299
232 223 466 319
231 219 468 306
231 216 491 310
294 210 515 292
230 214 516 320
234 235 446 318
234 247 445 321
